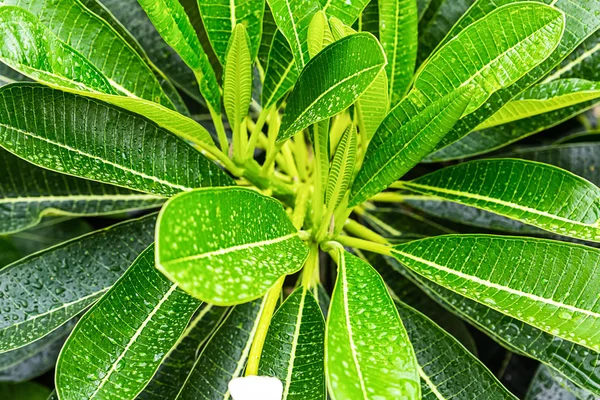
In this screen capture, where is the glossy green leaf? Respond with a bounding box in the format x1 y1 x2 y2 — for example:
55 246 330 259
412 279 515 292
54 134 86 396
0 382 50 400
0 214 155 353
401 159 600 242
349 86 470 206
379 0 417 104
429 0 600 153
395 301 517 399
175 298 266 400
197 0 265 63
0 238 19 267
138 304 228 400
323 0 369 25
0 84 232 197
326 123 356 213
0 149 162 234
545 30 600 82
278 33 385 141
326 249 420 399
2 0 176 109
477 79 600 130
8 217 93 255
526 365 597 400
266 0 321 68
262 30 299 109
307 11 334 58
0 320 74 383
555 131 600 145
0 6 115 94
137 0 221 111
56 247 201 400
0 61 27 86
355 69 388 141
224 24 253 132
259 287 325 400
357 0 378 38
258 5 277 69
382 257 600 396
156 187 309 305
392 235 600 352
410 3 564 118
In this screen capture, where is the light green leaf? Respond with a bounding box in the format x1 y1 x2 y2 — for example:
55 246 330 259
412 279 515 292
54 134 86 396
56 246 202 400
379 0 417 104
392 235 600 351
349 86 470 206
266 0 321 68
326 123 356 213
137 0 221 112
0 6 116 94
259 287 326 400
156 187 309 305
410 3 564 118
224 24 253 132
396 301 517 399
308 11 334 58
138 304 228 400
326 249 420 399
175 298 266 400
0 382 50 400
262 30 299 109
401 159 600 242
3 0 176 109
0 149 162 234
323 0 369 25
197 0 265 63
355 69 388 141
0 214 156 353
278 32 386 141
478 79 600 130
0 84 233 197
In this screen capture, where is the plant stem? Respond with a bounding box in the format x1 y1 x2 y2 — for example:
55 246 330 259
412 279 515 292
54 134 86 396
246 107 270 161
369 192 433 202
334 235 392 255
207 104 229 154
292 186 310 229
245 276 285 376
302 242 320 288
344 219 388 244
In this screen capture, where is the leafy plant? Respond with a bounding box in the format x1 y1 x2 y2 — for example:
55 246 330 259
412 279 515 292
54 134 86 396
0 0 599 399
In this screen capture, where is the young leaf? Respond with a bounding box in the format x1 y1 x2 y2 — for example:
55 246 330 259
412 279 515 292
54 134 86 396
395 301 517 399
355 69 389 141
378 0 417 104
137 0 221 112
392 235 600 352
0 149 163 234
56 247 202 400
411 2 564 117
266 0 321 68
0 84 233 197
0 6 115 94
138 304 228 400
278 33 386 141
262 30 299 110
175 298 266 399
307 11 334 58
1 0 176 109
326 123 357 212
197 0 265 63
477 79 600 130
323 0 369 25
156 187 309 305
401 159 600 242
259 287 326 400
326 249 420 399
349 86 470 206
224 24 253 137
0 214 156 353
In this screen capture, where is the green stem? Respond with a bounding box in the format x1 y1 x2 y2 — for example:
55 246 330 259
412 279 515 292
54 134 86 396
344 219 388 244
302 243 320 288
245 276 285 376
292 186 310 229
369 192 433 202
333 235 392 255
207 104 229 154
246 108 270 161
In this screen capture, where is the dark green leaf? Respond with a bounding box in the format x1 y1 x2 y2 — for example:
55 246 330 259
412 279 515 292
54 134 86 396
9 218 93 255
526 365 597 400
0 382 50 400
324 0 369 25
261 30 299 109
0 214 156 353
56 247 202 400
156 187 309 305
258 5 277 69
362 208 455 242
279 33 386 141
392 235 600 352
0 238 19 267
175 298 266 400
401 159 600 242
259 288 325 400
0 84 233 197
0 61 27 86
546 30 600 82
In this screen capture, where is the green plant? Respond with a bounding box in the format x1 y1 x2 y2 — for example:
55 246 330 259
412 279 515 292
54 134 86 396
0 0 599 399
